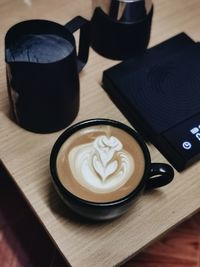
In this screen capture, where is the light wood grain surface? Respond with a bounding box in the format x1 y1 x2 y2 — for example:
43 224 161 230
1 1 200 266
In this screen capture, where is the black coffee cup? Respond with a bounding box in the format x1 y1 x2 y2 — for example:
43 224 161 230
5 17 90 133
50 119 174 220
90 0 153 60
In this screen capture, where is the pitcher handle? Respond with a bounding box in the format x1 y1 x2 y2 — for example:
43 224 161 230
65 16 90 72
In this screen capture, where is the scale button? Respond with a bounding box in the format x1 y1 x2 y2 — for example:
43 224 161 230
182 141 192 150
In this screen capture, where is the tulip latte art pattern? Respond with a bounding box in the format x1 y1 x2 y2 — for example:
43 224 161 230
69 135 134 193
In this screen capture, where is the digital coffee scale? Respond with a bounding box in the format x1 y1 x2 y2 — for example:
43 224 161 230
102 33 200 171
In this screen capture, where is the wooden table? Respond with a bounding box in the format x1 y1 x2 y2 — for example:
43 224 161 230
1 1 200 266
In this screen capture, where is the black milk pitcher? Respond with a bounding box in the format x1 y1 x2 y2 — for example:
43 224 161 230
5 17 90 133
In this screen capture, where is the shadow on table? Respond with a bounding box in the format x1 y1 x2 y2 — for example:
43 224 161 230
0 163 69 267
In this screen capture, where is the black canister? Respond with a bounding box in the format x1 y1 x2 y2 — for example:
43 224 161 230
91 0 153 60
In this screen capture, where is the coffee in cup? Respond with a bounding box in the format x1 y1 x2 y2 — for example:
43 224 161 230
50 119 174 220
56 124 145 203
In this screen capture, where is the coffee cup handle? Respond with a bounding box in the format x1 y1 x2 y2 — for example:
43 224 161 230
65 16 90 72
146 163 174 189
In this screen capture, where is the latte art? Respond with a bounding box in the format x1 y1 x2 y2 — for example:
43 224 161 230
56 124 145 202
69 135 134 193
93 135 123 181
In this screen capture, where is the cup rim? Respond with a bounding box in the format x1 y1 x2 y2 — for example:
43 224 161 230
50 118 151 206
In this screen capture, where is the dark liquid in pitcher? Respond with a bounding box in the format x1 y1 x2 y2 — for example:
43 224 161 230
6 34 73 63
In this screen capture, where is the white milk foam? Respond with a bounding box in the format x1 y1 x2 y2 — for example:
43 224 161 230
68 135 134 193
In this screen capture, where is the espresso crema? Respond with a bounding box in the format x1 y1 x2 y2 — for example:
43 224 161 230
56 125 145 202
